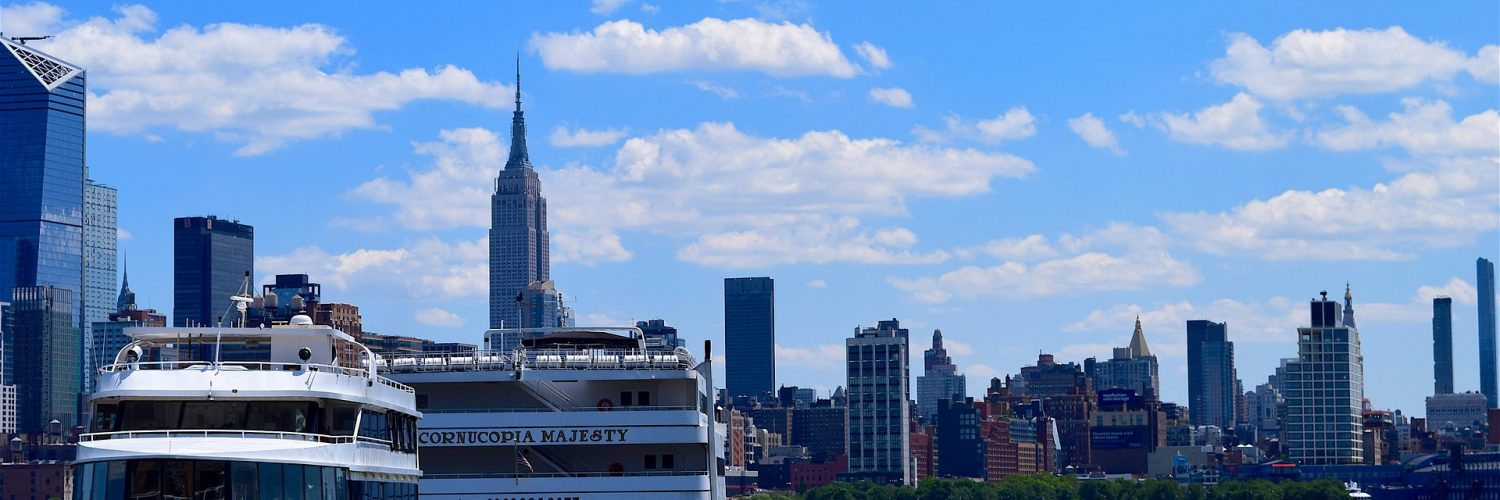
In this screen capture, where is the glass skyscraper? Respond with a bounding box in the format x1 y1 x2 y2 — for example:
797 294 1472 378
1434 296 1454 395
1187 319 1237 428
1481 257 1497 408
173 216 254 327
725 277 775 400
489 63 549 330
83 179 117 389
11 286 78 433
1283 290 1365 464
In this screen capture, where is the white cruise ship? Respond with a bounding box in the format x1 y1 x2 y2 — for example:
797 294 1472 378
384 327 725 500
75 315 423 499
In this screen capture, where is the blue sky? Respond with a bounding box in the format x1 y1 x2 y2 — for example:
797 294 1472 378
5 1 1496 416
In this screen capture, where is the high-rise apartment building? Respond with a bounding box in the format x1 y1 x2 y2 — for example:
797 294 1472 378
1093 317 1160 399
11 286 79 433
1187 319 1238 428
517 280 573 329
844 319 911 484
173 216 254 327
1434 296 1454 395
1480 257 1497 408
917 329 966 424
489 63 549 330
725 277 775 400
637 319 685 351
1284 289 1365 464
0 301 14 434
82 179 117 386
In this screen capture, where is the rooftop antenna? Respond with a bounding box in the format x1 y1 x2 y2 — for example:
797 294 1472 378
10 35 49 45
216 272 256 368
514 52 522 112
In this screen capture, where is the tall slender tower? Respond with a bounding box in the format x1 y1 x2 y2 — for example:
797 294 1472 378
1434 297 1454 395
724 277 775 400
489 58 550 329
1480 257 1497 408
1187 319 1237 428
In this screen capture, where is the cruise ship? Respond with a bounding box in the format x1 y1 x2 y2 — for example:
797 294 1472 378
384 326 725 500
74 315 423 499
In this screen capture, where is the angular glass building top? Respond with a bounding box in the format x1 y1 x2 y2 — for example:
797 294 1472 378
0 39 82 91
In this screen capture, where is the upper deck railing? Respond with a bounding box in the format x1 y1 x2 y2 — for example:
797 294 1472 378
381 348 695 374
96 360 416 394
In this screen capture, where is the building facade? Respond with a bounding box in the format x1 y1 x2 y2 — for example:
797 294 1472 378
1424 392 1488 434
1481 257 1497 408
637 319 685 351
1187 319 1239 428
1284 290 1366 464
917 329 966 424
82 179 117 390
173 216 253 327
725 277 775 400
489 64 549 330
1093 317 1160 399
936 398 984 478
844 319 911 484
89 267 166 390
11 286 78 433
1434 296 1454 395
517 280 572 329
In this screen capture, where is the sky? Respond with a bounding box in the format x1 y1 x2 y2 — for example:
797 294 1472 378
3 1 1496 417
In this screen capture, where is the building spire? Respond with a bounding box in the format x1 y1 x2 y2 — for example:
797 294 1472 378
116 250 136 312
504 52 532 171
1343 281 1357 329
1129 315 1152 358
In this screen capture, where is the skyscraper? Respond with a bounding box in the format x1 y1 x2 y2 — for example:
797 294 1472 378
1187 319 1237 428
0 37 87 376
844 319 911 485
916 329 966 424
1481 257 1497 408
173 216 254 327
725 277 775 400
82 179 117 388
1284 289 1365 465
489 61 549 329
1093 316 1161 399
11 285 78 432
1434 296 1454 395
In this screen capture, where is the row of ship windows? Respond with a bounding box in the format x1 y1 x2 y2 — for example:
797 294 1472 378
72 460 415 500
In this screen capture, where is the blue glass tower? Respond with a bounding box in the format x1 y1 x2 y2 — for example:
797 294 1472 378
725 277 775 400
1186 319 1237 428
1480 257 1497 408
1434 296 1453 395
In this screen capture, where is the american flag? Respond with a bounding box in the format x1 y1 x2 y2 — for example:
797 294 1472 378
515 450 533 473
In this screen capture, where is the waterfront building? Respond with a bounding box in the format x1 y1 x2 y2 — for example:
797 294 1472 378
1434 296 1454 395
1092 316 1161 399
917 329 967 424
1187 319 1239 428
1482 257 1498 408
843 319 911 484
173 216 253 327
1284 289 1366 464
10 286 77 432
725 277 775 400
489 63 549 330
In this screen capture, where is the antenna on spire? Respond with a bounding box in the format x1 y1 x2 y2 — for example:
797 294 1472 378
514 52 522 112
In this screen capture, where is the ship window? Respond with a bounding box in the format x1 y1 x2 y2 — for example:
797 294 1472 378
129 461 162 500
163 460 192 500
248 402 315 434
321 466 336 500
120 401 183 430
183 402 248 431
620 392 633 406
333 469 347 500
282 463 303 500
92 404 119 433
230 462 258 500
303 465 322 500
637 391 651 406
195 461 227 500
76 464 93 500
644 455 657 469
258 463 282 500
327 403 359 436
358 409 389 441
662 454 675 469
106 461 126 500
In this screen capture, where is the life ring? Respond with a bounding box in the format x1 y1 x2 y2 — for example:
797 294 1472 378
597 398 614 411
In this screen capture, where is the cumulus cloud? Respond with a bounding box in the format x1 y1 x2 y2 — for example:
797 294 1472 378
953 234 1058 261
1066 298 1305 343
1157 93 1291 151
868 87 913 108
530 18 861 77
1067 112 1124 155
678 216 949 268
117 228 133 241
25 4 507 156
888 223 1201 304
1417 277 1479 305
1314 99 1499 156
590 0 630 15
257 238 488 300
914 107 1036 144
776 344 845 369
552 230 634 265
1211 27 1499 100
340 128 502 231
550 125 629 147
1164 156 1499 260
853 42 891 70
414 307 464 327
806 279 827 288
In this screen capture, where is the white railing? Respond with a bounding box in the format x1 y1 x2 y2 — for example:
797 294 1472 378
381 349 691 374
81 429 357 444
424 470 709 479
421 406 698 414
96 361 415 394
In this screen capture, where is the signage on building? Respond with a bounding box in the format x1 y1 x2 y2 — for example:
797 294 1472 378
1098 388 1140 407
1090 427 1146 449
418 428 631 446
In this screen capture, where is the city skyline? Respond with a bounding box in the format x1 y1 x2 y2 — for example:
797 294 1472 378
0 1 1495 419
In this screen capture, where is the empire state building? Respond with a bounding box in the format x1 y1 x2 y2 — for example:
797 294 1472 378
490 61 549 329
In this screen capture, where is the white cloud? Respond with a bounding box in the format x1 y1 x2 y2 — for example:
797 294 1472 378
1314 99 1499 156
1211 27 1498 100
943 338 974 357
590 0 630 15
1164 156 1499 260
1119 111 1146 128
117 228 133 241
868 87 913 108
853 42 891 70
776 344 845 369
28 4 507 156
889 223 1201 304
550 125 629 147
1417 277 1479 305
414 307 464 327
1157 93 1291 151
530 18 861 77
678 216 949 268
688 80 741 99
1067 112 1124 155
0 2 65 35
340 128 501 231
805 279 827 288
1066 299 1305 344
552 230 634 265
765 85 810 102
639 4 660 14
915 107 1036 144
257 237 487 300
954 234 1057 261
